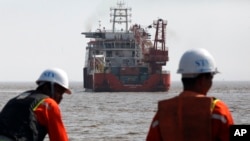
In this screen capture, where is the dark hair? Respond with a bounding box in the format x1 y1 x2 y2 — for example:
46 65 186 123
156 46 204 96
36 82 53 96
182 77 198 89
182 73 213 90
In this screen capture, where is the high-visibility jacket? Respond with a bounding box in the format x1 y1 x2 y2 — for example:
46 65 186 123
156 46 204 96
0 90 69 141
34 96 69 141
146 91 234 141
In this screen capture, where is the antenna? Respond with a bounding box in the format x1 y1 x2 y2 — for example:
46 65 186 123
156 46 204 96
98 20 101 29
110 1 132 32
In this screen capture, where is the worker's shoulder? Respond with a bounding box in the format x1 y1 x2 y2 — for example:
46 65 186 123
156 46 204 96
158 96 179 108
158 95 213 109
212 97 228 107
212 97 231 112
159 96 177 103
42 97 58 107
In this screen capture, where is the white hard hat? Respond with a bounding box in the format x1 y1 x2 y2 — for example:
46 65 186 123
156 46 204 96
36 68 72 94
177 48 219 78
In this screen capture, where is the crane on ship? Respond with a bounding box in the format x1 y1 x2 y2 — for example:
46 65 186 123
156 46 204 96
142 19 169 74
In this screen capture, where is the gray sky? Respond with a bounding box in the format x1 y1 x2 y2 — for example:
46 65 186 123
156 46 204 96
0 0 250 82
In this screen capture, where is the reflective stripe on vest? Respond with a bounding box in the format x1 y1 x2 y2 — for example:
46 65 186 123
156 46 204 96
211 98 227 123
33 99 46 111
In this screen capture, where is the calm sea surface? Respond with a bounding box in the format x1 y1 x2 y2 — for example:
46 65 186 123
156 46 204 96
0 81 249 141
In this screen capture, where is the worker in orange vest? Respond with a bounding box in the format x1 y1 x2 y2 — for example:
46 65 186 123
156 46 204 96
146 48 234 141
0 68 71 141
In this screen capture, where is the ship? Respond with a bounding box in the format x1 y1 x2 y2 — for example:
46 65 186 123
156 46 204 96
81 2 170 92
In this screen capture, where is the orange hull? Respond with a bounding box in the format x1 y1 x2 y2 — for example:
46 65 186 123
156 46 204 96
84 72 170 92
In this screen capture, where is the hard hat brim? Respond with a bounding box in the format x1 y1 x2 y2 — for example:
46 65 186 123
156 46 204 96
65 89 72 94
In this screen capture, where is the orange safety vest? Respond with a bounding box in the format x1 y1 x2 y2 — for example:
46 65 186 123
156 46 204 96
158 94 213 141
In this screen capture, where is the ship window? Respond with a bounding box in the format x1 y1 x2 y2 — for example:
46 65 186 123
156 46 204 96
105 43 112 48
107 51 112 57
123 59 129 66
95 50 100 55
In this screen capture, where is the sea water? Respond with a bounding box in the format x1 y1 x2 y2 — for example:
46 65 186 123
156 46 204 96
0 81 249 141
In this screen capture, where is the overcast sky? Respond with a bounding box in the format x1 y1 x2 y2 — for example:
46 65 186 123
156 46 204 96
0 0 250 82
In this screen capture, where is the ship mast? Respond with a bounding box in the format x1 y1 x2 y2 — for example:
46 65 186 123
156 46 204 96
110 1 131 32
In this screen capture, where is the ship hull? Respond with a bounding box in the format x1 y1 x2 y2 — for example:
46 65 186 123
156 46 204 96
84 68 170 92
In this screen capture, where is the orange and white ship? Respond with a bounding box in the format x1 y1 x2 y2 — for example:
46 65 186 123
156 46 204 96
82 2 170 92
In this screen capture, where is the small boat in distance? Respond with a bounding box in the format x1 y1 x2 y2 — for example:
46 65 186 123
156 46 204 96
82 2 170 92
